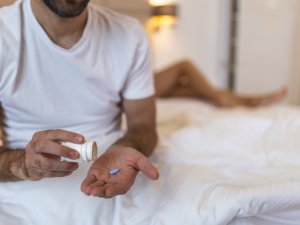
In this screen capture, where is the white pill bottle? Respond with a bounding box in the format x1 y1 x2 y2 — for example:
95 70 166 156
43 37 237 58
62 141 98 163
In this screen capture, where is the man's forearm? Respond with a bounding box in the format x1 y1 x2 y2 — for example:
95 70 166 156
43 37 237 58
0 148 27 181
113 125 158 157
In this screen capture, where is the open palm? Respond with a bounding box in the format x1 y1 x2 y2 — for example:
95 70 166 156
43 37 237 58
81 146 159 198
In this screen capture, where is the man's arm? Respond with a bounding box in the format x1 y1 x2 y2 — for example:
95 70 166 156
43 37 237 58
112 96 158 156
81 96 159 198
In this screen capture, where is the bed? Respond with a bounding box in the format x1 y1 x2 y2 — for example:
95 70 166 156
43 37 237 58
1 98 300 225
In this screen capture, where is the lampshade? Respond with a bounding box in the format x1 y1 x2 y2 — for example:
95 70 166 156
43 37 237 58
151 4 177 17
146 1 178 32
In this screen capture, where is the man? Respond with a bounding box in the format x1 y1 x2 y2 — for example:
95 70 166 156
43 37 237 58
0 0 159 198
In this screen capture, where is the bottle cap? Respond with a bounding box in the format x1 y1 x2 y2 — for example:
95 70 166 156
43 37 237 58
86 141 98 162
61 141 98 163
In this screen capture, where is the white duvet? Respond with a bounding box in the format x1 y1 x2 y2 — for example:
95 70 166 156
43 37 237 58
1 99 300 225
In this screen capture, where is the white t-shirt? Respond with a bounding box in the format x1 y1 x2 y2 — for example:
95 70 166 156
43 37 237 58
0 0 154 149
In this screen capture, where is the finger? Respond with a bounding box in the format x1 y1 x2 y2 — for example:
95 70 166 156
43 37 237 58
135 156 159 180
44 129 85 144
81 174 97 194
87 180 107 194
82 180 107 196
44 159 79 172
81 170 113 196
42 153 61 160
33 140 80 159
32 155 79 172
88 168 110 181
90 183 129 198
32 130 50 142
44 171 73 178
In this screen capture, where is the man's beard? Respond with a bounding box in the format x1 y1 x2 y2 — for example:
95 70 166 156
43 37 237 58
42 0 90 18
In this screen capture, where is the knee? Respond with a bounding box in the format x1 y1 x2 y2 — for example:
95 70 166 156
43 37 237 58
177 59 192 68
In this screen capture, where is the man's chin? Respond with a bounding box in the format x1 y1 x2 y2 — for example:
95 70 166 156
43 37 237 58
42 0 90 18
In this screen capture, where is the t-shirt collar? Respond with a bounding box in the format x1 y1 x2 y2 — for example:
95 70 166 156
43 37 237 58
24 0 92 53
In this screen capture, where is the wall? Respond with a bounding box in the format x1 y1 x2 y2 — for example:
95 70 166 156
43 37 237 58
150 0 230 88
289 1 300 105
235 0 298 104
91 0 150 24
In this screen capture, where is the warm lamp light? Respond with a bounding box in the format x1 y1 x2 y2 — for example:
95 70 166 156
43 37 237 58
146 3 178 32
151 4 177 17
148 0 175 7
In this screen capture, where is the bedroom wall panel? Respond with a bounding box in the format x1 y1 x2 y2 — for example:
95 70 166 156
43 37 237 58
235 0 298 104
289 1 300 105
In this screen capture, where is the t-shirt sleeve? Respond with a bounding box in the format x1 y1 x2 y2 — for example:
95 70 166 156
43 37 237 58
122 23 154 100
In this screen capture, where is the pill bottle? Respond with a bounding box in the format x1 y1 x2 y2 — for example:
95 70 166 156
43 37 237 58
62 141 98 163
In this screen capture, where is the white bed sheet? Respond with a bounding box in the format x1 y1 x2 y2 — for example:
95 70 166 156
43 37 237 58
229 208 300 225
1 99 300 225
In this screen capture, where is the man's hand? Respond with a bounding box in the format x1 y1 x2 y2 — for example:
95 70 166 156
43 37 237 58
81 146 159 198
80 96 159 198
22 129 85 180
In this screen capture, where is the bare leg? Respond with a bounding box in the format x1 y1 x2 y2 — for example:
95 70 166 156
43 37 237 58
216 88 288 107
154 60 287 107
155 60 220 102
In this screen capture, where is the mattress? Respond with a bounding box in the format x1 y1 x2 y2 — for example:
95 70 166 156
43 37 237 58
1 98 300 225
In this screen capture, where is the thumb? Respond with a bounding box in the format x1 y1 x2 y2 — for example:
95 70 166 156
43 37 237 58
135 156 159 180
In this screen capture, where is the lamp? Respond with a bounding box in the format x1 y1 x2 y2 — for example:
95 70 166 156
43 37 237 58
151 5 177 17
147 1 178 32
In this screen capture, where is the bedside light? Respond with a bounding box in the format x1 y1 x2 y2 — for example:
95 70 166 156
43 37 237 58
147 1 178 32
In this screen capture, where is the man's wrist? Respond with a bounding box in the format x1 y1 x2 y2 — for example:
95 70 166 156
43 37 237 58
0 149 30 181
111 129 157 157
10 151 30 180
106 144 133 153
